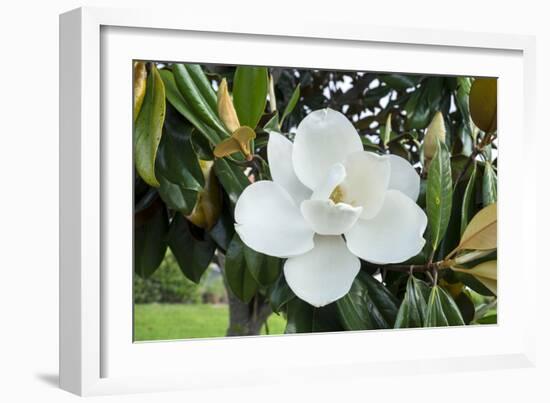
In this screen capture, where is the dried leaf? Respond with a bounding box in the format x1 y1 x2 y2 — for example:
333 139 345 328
217 78 240 133
449 203 496 257
452 260 497 295
186 161 222 230
133 62 147 122
213 126 256 159
469 78 497 133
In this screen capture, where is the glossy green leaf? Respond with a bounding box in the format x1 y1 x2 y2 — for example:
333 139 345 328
185 64 218 111
456 123 474 156
233 66 268 129
461 162 478 235
134 180 157 214
224 234 258 303
455 291 475 324
482 161 497 207
157 176 198 215
337 272 399 330
160 69 222 145
285 299 342 334
207 196 235 252
269 273 295 313
172 64 228 136
191 128 214 160
263 113 280 133
394 276 430 328
134 202 169 278
156 107 205 190
456 77 472 124
280 84 300 125
452 272 495 297
167 214 216 284
134 64 166 187
476 314 497 324
381 74 418 90
406 78 444 130
405 89 430 129
426 140 453 253
213 158 250 205
425 286 465 327
243 247 282 287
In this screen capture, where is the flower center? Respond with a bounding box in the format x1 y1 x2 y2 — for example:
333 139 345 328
329 185 345 204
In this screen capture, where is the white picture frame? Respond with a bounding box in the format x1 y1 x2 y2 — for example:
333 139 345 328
59 6 537 396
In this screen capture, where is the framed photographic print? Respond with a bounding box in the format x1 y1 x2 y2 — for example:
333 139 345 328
59 6 537 396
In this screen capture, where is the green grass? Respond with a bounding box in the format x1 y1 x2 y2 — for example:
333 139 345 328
134 303 287 341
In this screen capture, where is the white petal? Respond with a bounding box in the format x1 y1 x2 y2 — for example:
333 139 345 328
284 235 361 307
311 163 346 200
340 151 391 219
345 190 427 264
292 108 363 190
301 199 363 235
267 131 312 205
235 181 314 258
388 154 420 201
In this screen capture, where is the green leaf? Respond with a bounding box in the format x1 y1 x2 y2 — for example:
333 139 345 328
185 64 218 112
243 247 282 287
452 272 495 297
280 84 300 125
405 89 430 129
461 162 478 235
167 213 216 284
134 64 166 187
456 77 472 124
213 158 250 205
406 78 444 130
455 291 475 324
134 202 169 278
156 107 205 190
263 113 280 133
425 286 465 327
207 196 235 252
160 69 222 145
381 74 419 90
427 140 453 253
134 181 157 213
172 64 228 135
224 234 258 303
285 299 342 334
233 66 268 129
394 276 430 328
157 176 198 215
269 273 295 313
482 161 497 207
337 272 399 330
191 128 214 160
476 313 497 324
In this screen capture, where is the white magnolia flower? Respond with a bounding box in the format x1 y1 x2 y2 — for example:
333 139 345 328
234 108 428 307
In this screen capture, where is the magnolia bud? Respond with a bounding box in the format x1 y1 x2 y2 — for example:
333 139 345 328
424 111 446 165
